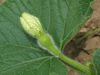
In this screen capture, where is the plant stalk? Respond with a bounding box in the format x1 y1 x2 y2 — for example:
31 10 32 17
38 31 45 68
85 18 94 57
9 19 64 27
59 53 95 75
39 34 95 75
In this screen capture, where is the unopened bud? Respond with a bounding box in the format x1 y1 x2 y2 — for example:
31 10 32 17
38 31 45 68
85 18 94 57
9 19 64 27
20 12 44 38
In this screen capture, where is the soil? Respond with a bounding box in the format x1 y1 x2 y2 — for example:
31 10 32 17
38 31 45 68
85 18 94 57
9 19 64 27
0 0 5 4
0 0 100 75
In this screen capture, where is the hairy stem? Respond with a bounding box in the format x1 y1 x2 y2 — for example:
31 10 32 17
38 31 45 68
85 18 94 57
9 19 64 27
59 53 95 75
39 34 95 75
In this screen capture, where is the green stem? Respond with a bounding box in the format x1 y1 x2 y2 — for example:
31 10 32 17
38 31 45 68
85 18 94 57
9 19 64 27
39 34 95 75
59 53 95 75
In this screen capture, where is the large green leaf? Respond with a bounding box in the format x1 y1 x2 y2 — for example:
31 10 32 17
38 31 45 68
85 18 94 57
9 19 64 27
0 0 95 51
0 0 95 75
0 42 68 75
0 0 69 75
60 0 95 51
93 49 100 75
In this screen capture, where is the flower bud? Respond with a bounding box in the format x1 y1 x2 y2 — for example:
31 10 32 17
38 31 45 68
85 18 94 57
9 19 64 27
20 12 44 38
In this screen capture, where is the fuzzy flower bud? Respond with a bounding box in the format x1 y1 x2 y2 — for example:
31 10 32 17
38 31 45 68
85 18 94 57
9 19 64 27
20 12 44 38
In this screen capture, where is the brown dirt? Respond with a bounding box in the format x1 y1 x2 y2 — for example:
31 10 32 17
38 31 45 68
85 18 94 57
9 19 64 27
63 0 100 75
0 0 100 75
0 0 5 4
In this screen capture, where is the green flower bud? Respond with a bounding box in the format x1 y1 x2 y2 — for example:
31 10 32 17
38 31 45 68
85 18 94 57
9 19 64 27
38 34 61 57
20 12 44 38
20 12 61 57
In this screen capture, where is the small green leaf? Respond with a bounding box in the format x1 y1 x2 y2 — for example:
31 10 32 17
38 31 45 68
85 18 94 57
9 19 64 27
93 49 100 75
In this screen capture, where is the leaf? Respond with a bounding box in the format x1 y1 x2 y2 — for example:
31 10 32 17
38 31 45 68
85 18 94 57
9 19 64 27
0 0 95 51
44 0 95 51
0 42 68 75
0 0 95 75
0 0 69 75
93 49 100 75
